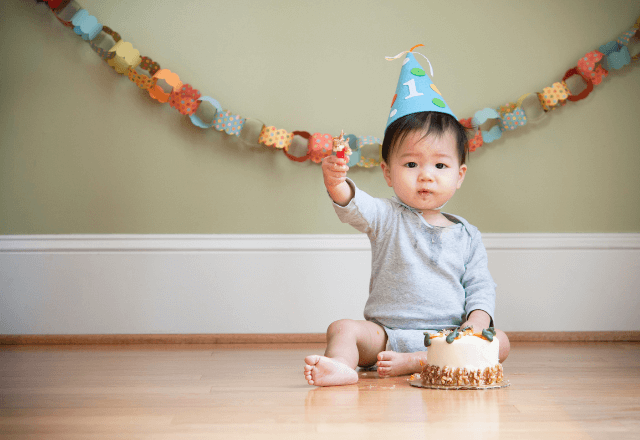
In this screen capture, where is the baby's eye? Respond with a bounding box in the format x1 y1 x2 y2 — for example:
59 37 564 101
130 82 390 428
435 163 447 169
405 162 418 168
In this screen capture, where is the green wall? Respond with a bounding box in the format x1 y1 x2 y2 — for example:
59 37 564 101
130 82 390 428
1 0 639 234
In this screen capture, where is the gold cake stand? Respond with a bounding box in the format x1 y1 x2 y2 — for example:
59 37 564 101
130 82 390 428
409 378 510 390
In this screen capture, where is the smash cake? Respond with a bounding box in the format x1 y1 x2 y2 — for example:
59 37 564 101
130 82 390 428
420 327 504 387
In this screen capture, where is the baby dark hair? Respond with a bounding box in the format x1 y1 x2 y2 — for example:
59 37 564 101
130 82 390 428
381 112 468 165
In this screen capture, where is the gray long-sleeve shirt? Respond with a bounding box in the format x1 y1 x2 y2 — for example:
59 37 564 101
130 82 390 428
333 179 496 330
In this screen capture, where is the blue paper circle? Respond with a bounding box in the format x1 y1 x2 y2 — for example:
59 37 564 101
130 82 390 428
189 96 222 129
345 134 361 167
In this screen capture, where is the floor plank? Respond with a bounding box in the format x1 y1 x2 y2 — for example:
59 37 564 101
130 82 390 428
0 342 638 439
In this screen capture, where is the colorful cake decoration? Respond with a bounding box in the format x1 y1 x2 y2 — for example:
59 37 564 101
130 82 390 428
332 130 352 159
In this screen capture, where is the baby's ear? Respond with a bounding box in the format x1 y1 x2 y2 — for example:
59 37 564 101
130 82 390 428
381 161 393 187
457 164 467 189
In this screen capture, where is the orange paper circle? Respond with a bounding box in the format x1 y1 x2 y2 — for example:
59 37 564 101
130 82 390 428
148 69 182 103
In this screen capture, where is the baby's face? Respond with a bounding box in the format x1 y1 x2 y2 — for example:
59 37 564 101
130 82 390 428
381 130 466 214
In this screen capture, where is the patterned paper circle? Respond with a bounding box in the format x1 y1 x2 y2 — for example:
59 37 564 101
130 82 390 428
309 133 333 163
214 110 245 136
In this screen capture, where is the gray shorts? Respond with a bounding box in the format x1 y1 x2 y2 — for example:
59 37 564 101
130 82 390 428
383 326 459 353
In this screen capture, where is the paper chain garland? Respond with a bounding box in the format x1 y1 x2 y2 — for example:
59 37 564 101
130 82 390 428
41 0 640 167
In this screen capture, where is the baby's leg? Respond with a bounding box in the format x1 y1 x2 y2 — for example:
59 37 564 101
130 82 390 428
377 351 427 377
304 319 387 386
495 328 510 363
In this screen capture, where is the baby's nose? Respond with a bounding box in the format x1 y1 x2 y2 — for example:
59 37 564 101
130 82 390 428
418 167 434 181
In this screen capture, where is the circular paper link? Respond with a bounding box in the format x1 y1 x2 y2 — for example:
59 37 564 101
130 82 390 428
355 136 382 168
467 129 483 152
107 40 142 74
356 135 382 150
127 67 158 90
562 67 594 102
49 0 70 10
357 147 382 168
497 103 527 131
472 109 503 144
616 28 637 47
606 45 632 70
71 9 102 41
236 118 264 144
309 133 333 163
258 126 293 150
46 0 70 11
538 82 569 112
577 51 608 86
189 96 222 129
169 84 201 116
283 131 311 162
459 117 474 129
472 108 501 131
139 56 161 76
52 8 74 28
214 110 245 136
516 93 547 124
148 69 182 103
459 118 483 152
345 134 360 167
89 26 121 61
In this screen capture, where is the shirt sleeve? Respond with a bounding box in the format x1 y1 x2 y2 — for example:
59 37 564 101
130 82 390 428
331 178 393 239
462 229 497 326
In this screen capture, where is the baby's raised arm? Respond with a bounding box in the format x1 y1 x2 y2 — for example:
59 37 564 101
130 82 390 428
322 155 353 206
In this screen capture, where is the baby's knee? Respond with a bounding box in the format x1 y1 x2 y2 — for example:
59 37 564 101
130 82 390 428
495 329 510 363
326 319 358 337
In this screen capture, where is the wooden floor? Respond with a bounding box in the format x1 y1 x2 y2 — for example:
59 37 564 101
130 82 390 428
1 342 639 439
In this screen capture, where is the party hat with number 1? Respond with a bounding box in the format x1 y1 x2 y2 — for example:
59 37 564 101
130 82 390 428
386 44 456 129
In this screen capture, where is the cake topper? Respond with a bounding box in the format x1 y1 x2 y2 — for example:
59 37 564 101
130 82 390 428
332 130 352 159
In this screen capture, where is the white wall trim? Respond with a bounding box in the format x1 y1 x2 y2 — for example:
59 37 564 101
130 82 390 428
2 233 639 334
2 233 639 252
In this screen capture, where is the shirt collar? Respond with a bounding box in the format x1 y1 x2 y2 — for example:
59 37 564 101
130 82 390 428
392 196 422 214
392 196 460 229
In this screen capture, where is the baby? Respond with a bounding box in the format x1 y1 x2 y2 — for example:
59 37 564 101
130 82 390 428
304 111 510 386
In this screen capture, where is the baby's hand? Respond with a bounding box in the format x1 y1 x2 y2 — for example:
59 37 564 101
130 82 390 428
322 155 349 190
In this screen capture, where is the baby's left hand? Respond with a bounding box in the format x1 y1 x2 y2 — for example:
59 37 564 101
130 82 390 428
460 310 491 332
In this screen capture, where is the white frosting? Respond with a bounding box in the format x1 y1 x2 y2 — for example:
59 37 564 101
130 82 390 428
427 333 499 371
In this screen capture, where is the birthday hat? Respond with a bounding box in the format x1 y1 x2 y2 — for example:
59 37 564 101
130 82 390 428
386 46 456 129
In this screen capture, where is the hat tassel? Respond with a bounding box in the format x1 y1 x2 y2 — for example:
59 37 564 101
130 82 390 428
385 44 434 77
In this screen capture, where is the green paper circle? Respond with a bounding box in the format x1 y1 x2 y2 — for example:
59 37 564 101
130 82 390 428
410 68 426 77
432 98 446 108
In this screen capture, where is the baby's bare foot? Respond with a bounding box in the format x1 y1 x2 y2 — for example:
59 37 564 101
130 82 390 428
304 355 358 386
376 351 425 377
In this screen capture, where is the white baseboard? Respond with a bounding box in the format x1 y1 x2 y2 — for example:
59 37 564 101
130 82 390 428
3 233 639 252
1 234 639 335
